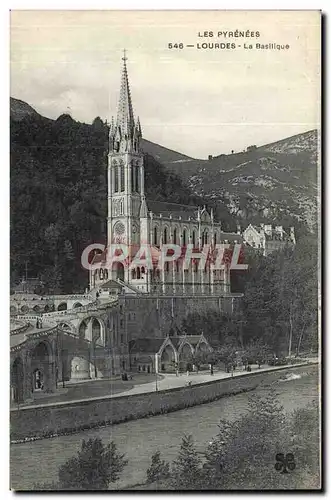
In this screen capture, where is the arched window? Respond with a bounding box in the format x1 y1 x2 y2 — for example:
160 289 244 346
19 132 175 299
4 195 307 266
135 165 139 193
195 261 199 273
173 228 177 244
104 269 108 281
132 268 136 279
99 269 104 280
120 162 125 192
192 230 196 247
213 233 217 246
163 227 168 244
137 267 141 279
154 227 158 246
114 163 119 192
183 229 187 246
131 164 135 192
203 231 208 245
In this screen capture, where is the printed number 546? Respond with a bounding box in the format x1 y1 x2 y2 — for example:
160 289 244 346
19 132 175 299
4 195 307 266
168 43 184 49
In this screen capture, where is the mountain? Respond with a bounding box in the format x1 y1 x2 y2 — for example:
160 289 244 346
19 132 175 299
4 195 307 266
10 98 235 291
10 97 318 235
10 97 41 121
142 130 318 232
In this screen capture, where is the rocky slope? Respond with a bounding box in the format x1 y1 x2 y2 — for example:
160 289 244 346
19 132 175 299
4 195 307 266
143 130 319 231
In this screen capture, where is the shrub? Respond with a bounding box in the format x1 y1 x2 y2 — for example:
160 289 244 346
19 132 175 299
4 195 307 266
146 451 170 484
57 438 128 490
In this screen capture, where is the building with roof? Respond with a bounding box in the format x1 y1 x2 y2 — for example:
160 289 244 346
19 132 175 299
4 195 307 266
90 53 244 295
129 334 212 373
243 223 296 256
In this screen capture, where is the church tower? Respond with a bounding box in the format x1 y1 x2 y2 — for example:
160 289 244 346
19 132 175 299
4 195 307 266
108 51 145 252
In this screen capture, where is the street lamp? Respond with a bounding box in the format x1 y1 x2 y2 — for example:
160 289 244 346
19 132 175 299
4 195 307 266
155 353 158 391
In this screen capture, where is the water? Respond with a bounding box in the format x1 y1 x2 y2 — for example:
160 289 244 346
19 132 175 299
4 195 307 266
10 367 319 490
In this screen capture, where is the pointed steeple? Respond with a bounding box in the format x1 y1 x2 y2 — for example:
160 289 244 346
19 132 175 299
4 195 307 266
110 50 141 153
116 49 135 136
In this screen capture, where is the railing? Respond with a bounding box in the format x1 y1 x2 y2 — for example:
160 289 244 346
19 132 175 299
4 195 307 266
10 321 30 336
48 294 93 301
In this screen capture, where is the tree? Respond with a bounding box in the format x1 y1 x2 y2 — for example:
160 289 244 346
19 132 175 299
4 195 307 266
146 451 170 484
57 438 128 490
171 435 203 490
201 389 287 489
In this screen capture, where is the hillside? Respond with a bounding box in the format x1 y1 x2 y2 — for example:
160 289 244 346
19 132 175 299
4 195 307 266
10 98 234 292
10 97 41 121
147 130 318 231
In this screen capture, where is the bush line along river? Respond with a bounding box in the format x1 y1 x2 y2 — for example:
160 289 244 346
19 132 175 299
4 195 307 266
10 365 319 490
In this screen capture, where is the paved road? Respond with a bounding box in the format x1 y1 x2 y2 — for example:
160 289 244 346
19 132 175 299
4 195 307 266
11 358 318 410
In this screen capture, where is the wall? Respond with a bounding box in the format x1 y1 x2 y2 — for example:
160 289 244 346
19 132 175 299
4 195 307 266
121 294 241 340
10 363 316 441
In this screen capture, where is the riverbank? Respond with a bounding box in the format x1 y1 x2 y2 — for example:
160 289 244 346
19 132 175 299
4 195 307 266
10 362 318 443
10 364 319 491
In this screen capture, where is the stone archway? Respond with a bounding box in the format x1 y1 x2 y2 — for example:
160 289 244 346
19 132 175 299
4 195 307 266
196 341 209 355
57 302 67 311
79 320 89 339
115 262 125 281
31 341 54 393
160 344 176 372
11 357 24 403
179 342 194 372
73 302 83 309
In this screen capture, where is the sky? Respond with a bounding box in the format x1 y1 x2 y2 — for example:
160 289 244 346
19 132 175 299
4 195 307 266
10 10 321 158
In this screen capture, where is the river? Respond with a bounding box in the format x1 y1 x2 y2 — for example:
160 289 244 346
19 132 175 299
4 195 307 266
10 365 319 490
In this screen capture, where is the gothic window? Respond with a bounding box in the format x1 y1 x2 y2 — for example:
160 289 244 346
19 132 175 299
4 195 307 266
154 227 158 246
104 269 108 281
214 232 217 246
120 161 125 192
203 231 209 245
183 229 187 246
135 164 139 193
192 230 196 246
163 227 168 244
115 141 120 152
114 163 119 192
137 267 141 279
132 269 136 279
173 228 177 244
166 262 169 272
131 163 135 192
99 269 104 280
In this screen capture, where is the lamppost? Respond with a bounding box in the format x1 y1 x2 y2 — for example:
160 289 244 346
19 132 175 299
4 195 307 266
155 353 158 391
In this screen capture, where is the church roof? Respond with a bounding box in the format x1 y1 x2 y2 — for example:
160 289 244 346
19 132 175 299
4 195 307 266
218 232 243 243
147 200 199 221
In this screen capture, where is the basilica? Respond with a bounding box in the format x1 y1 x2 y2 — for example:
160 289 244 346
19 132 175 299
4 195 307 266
90 53 243 295
10 54 294 405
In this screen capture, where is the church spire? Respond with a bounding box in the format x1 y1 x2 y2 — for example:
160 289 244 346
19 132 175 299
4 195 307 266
110 50 141 153
116 49 135 135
